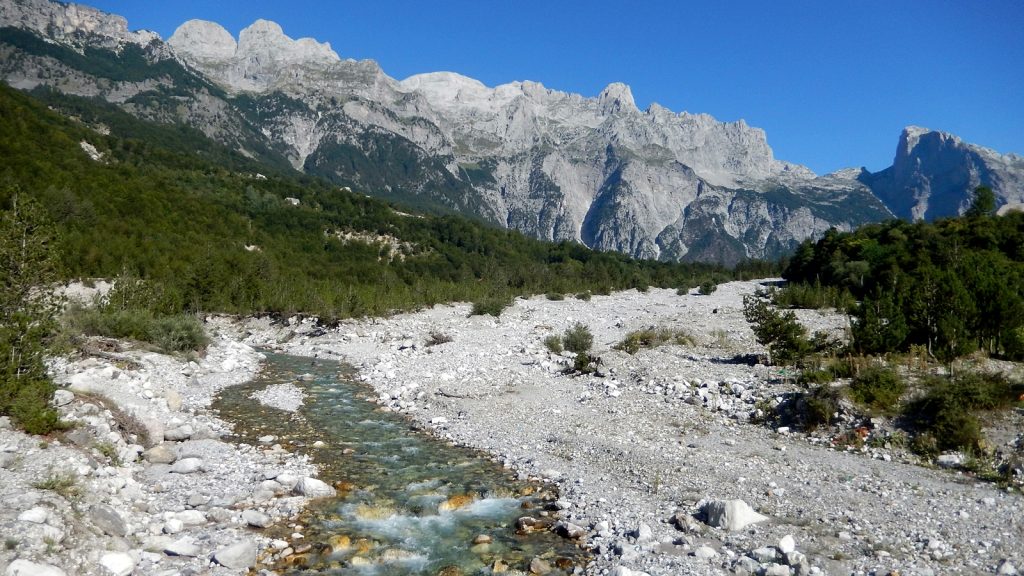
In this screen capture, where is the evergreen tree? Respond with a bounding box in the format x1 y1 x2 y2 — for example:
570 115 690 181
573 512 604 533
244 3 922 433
965 186 996 218
0 191 64 433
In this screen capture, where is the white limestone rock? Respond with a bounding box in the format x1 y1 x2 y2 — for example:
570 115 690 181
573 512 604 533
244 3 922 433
5 560 67 576
294 476 336 498
702 499 769 531
98 552 135 576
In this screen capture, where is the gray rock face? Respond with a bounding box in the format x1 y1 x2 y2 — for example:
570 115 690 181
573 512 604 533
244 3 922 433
0 5 892 263
861 126 1024 220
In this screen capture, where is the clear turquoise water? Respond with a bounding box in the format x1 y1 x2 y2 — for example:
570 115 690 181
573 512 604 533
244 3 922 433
214 352 586 575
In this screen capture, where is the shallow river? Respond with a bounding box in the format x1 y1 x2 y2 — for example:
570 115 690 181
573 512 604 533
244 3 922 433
214 352 586 575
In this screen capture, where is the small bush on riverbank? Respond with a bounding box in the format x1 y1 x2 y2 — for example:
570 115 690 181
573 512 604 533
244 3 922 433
561 323 599 373
469 297 511 317
614 327 694 354
698 281 717 295
905 371 1022 453
848 366 905 413
543 335 563 354
562 323 593 356
67 307 207 353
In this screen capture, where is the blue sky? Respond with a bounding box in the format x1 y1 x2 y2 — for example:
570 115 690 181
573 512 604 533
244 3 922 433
83 0 1023 175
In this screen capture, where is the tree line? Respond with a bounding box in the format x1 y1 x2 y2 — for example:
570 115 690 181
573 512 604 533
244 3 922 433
783 188 1024 362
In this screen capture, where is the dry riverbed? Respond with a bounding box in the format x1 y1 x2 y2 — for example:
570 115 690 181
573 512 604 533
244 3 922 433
1 280 1020 576
235 280 1023 576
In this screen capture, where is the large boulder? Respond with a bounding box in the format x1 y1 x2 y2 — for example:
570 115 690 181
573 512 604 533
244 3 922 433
702 499 768 531
213 539 257 569
293 476 335 498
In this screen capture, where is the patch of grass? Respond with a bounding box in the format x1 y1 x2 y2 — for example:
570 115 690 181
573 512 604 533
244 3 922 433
32 469 81 500
545 292 564 301
424 331 453 347
94 441 121 466
614 327 695 354
469 297 511 317
574 291 592 301
543 335 563 354
848 366 905 413
4 538 17 550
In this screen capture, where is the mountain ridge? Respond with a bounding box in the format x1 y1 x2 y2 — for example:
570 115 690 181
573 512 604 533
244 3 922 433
2 0 1021 263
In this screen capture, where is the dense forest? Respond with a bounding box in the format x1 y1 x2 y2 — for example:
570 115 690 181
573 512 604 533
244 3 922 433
783 189 1024 361
0 83 772 320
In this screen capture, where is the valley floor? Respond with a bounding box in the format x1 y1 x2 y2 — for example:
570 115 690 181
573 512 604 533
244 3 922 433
1 280 1020 576
237 280 1023 576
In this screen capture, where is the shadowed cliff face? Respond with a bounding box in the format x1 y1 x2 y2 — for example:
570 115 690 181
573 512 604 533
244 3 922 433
861 127 1024 221
0 0 904 262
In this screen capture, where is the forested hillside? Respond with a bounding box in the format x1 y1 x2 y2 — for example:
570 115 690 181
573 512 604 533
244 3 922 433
784 190 1024 361
0 84 767 320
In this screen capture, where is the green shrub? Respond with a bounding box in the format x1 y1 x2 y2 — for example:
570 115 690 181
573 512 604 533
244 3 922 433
905 372 1021 453
798 369 833 386
772 281 856 311
562 323 593 356
543 335 563 354
742 295 811 365
698 281 717 295
574 291 592 301
848 366 905 413
470 297 511 317
614 327 694 354
803 385 841 429
545 292 564 301
5 378 64 435
150 315 208 353
67 308 207 353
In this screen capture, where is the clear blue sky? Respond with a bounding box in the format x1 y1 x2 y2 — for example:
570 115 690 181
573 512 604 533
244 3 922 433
82 0 1023 175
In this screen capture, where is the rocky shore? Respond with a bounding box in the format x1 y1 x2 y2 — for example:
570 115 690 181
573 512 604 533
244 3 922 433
235 280 1023 576
0 327 325 576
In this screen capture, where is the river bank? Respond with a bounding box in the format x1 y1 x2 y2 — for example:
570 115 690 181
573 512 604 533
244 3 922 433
236 280 1023 576
0 327 324 576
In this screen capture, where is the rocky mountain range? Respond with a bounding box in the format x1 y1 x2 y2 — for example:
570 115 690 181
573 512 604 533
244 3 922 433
1 0 1021 263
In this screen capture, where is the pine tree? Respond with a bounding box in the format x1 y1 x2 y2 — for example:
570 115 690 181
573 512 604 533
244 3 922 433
0 191 64 433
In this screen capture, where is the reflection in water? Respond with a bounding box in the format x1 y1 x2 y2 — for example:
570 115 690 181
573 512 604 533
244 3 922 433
215 352 586 575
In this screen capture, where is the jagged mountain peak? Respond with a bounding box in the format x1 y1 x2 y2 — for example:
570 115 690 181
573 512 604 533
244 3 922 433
0 0 900 263
168 17 339 66
597 82 636 114
168 19 236 61
0 0 160 48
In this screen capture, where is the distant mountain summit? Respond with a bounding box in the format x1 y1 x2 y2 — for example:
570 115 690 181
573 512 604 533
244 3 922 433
859 126 1024 220
2 0 1020 262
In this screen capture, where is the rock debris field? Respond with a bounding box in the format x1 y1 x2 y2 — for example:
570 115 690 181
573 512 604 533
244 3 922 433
0 280 1020 576
237 280 1023 576
0 332 328 576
